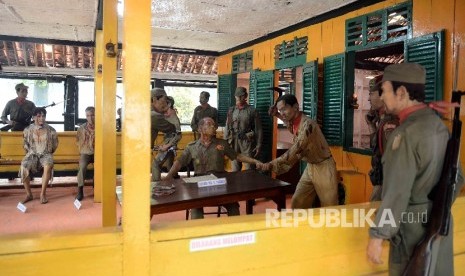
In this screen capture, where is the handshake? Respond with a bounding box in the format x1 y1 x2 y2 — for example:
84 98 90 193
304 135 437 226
255 161 272 171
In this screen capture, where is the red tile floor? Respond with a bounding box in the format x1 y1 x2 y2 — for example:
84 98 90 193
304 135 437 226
0 175 290 235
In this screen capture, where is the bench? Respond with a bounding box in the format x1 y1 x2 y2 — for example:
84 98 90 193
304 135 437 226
0 130 221 181
0 132 122 180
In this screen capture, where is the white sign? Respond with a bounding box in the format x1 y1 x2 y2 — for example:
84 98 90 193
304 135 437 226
189 232 256 252
197 178 227 188
17 202 27 213
74 199 82 210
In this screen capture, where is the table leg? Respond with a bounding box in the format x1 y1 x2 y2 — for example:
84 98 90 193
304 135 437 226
246 199 254 214
273 192 286 211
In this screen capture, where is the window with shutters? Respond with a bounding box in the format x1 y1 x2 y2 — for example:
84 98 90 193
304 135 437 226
345 1 412 51
322 54 345 146
342 30 444 154
232 51 253 74
274 36 308 70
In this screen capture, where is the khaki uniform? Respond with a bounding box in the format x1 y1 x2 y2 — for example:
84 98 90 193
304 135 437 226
1 99 36 131
178 137 240 219
271 113 338 208
370 107 464 275
20 123 58 182
76 122 95 187
224 105 262 171
151 111 182 181
368 112 399 201
190 105 218 134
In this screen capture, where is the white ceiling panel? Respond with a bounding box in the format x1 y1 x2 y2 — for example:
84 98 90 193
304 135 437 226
1 0 362 51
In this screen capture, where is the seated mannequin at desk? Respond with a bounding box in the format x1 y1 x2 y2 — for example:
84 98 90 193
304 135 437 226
164 117 262 219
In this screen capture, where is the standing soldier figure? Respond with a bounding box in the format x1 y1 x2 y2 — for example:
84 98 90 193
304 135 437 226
1 83 36 131
366 75 399 201
151 88 182 181
191 91 218 140
224 87 262 171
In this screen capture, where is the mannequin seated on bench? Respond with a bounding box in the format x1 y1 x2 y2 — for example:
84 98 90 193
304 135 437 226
20 107 58 205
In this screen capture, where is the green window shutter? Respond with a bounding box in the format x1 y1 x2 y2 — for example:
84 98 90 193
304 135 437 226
275 36 308 70
404 30 444 102
251 70 274 162
217 74 237 127
232 51 253 74
323 54 345 146
302 60 318 120
345 2 412 51
248 71 257 107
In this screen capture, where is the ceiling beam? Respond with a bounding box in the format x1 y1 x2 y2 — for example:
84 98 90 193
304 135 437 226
1 66 217 81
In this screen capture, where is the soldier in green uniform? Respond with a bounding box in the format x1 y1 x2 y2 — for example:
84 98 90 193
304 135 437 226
150 88 182 181
165 117 262 219
1 83 36 131
191 91 218 140
366 74 399 201
366 63 464 275
224 87 262 171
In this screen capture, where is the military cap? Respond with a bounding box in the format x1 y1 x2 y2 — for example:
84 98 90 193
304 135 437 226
382 63 426 85
369 75 383 92
235 87 247 97
151 87 167 98
15 83 29 91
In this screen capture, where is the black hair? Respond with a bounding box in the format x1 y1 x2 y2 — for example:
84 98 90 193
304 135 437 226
276 94 298 107
33 107 47 116
390 81 425 102
167 96 175 108
201 91 210 99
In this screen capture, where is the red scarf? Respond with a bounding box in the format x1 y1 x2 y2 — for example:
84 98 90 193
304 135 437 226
399 104 427 124
291 113 303 135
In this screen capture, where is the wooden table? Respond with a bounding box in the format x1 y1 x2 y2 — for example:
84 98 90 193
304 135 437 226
149 170 290 218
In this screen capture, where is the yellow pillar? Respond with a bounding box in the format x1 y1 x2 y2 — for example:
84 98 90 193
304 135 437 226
93 29 103 202
122 0 151 275
98 0 118 226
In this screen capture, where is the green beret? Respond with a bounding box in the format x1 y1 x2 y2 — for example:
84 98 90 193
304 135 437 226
382 63 426 85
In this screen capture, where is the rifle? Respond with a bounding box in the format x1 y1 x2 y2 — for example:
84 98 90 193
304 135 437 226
402 90 465 276
0 100 66 132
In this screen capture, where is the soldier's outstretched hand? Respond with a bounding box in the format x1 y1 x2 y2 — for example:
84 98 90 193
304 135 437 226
257 162 272 171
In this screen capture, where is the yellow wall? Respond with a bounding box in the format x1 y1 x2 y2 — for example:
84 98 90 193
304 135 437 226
218 0 465 200
1 197 464 275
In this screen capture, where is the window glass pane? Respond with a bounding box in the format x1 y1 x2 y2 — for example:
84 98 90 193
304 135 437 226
0 79 65 130
78 81 123 119
352 69 376 149
78 81 95 118
164 86 217 131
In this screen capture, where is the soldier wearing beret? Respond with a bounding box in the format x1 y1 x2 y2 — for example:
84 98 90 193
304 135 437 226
165 117 262 219
366 63 464 275
366 74 399 201
224 87 263 171
1 83 36 131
